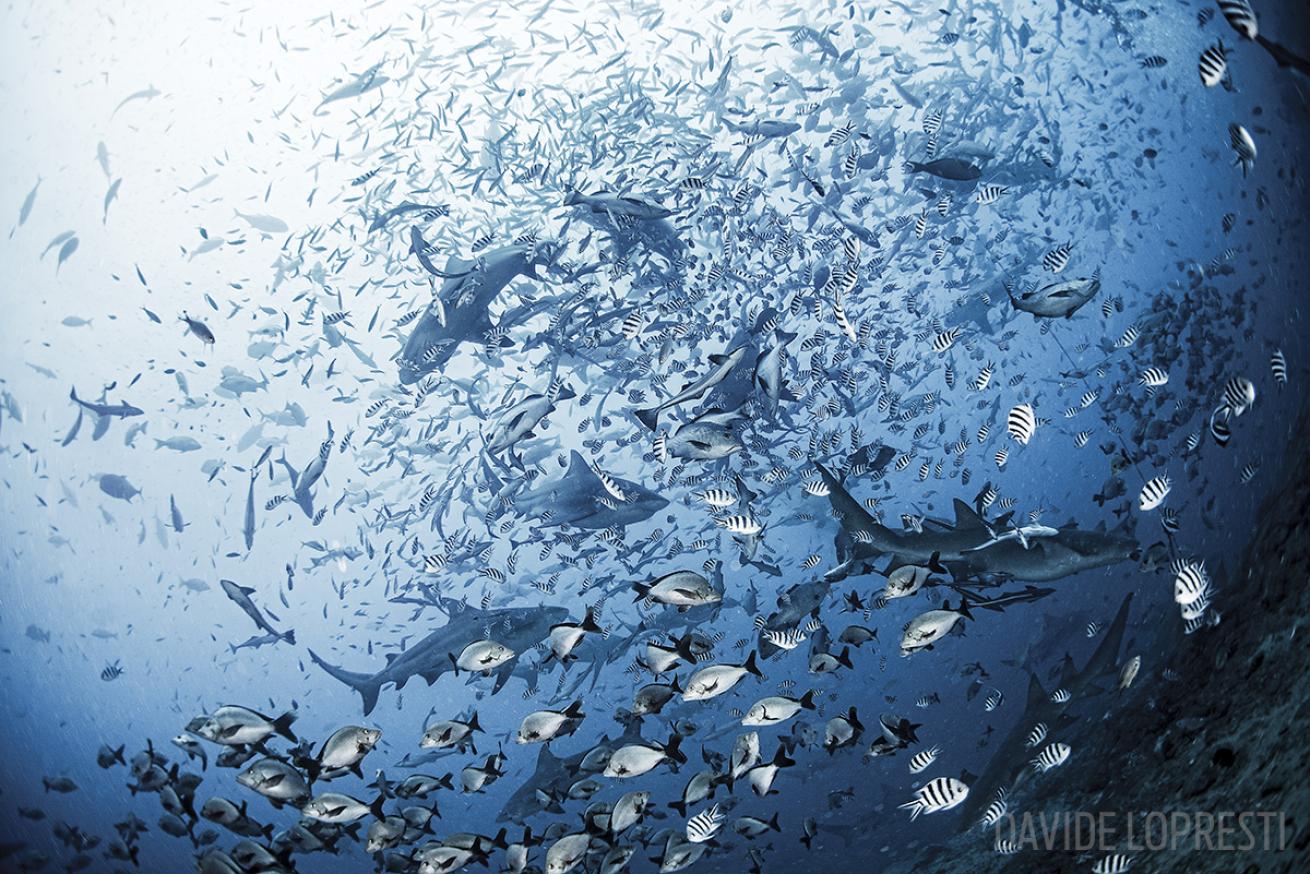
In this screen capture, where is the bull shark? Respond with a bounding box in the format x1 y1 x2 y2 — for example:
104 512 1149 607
512 450 668 529
814 464 1136 582
310 600 569 715
219 580 295 648
399 233 559 384
635 346 749 431
497 725 648 823
275 427 333 519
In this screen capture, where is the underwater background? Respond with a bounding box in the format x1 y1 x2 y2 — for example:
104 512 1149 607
2 1 1308 872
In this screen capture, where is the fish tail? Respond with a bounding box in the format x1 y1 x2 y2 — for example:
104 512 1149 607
308 649 383 715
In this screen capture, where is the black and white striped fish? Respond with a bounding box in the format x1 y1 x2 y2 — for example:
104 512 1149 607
977 423 990 441
620 310 644 340
1228 123 1256 176
1031 742 1071 773
718 514 763 535
922 109 943 136
101 660 124 682
931 327 960 353
1025 722 1048 748
1050 688 1071 704
1270 349 1287 387
1139 367 1169 388
1209 409 1232 447
994 837 1020 855
1138 474 1171 511
592 465 627 502
833 292 857 343
825 123 854 147
1006 403 1037 445
975 184 1007 205
1173 560 1210 606
843 149 861 179
1218 0 1258 40
1140 55 1167 69
1221 375 1256 416
1079 389 1099 408
1042 242 1073 273
978 793 1009 829
983 689 1003 712
1239 461 1259 484
971 363 994 391
994 448 1008 468
1092 853 1135 874
1073 431 1090 449
1086 622 1101 638
1160 508 1181 534
1114 325 1140 348
898 776 968 820
908 746 940 774
1198 42 1228 87
685 803 724 843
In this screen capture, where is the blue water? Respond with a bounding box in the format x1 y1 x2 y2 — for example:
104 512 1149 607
1 1 1307 872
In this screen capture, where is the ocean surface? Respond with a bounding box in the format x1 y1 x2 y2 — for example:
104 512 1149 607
1 1 1307 872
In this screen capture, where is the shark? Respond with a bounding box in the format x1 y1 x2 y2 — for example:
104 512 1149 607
813 464 1136 583
497 725 648 823
219 580 295 648
274 428 333 520
511 450 668 529
309 600 570 715
398 233 560 385
955 592 1135 828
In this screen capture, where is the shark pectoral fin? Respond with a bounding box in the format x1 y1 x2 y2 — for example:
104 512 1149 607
951 499 990 530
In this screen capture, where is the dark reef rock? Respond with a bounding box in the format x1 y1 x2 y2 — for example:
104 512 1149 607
886 400 1310 873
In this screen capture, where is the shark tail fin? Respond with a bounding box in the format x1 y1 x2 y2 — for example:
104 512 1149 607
308 649 383 716
927 551 947 574
799 690 817 710
467 711 482 734
280 629 296 646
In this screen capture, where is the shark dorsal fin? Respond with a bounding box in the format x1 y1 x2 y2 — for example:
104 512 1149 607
565 450 603 491
952 499 989 531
